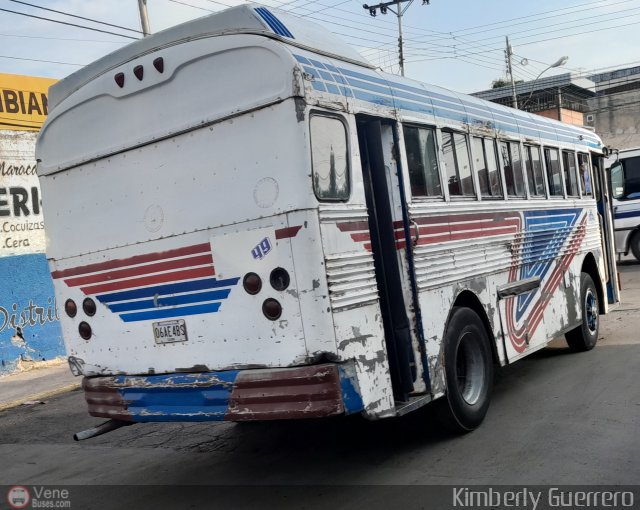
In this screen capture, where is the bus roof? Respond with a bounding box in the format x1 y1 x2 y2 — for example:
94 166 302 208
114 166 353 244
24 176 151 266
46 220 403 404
48 4 370 111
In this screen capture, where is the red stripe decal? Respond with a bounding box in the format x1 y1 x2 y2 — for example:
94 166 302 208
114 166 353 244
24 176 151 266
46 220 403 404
63 254 214 287
52 243 212 279
80 266 216 295
336 221 370 232
275 226 303 240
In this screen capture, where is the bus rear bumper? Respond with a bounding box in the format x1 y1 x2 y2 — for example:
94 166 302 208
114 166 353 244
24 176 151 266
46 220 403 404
81 363 365 423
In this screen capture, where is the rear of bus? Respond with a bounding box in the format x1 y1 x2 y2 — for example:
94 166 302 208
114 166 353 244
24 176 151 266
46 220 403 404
36 6 392 429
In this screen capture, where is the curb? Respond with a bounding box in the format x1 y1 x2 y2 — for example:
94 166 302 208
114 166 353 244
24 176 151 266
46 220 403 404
0 382 82 412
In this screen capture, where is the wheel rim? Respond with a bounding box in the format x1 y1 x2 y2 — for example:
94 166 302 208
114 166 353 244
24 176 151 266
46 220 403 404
585 288 598 335
455 331 485 405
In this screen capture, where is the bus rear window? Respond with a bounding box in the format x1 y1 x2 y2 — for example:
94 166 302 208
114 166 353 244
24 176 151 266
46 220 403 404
310 115 350 201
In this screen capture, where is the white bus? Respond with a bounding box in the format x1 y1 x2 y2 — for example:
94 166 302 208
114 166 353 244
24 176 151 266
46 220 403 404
36 4 619 438
607 148 640 261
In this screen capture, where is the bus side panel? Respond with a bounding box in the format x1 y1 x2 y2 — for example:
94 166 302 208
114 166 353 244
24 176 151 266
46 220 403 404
613 197 640 254
318 204 395 419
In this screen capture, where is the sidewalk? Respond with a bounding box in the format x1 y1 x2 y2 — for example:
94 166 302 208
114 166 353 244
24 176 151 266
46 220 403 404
0 360 80 411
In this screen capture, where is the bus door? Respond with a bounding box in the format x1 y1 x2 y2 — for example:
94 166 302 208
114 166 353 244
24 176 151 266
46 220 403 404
356 115 428 403
594 153 620 304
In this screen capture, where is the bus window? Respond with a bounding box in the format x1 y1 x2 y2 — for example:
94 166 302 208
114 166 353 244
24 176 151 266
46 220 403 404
443 131 474 197
577 153 593 196
544 148 563 196
562 150 580 197
403 125 442 197
501 141 525 197
471 137 502 198
619 156 640 199
310 115 349 201
524 145 545 197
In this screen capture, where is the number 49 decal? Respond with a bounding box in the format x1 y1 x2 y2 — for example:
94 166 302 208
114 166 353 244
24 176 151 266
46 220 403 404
252 237 272 260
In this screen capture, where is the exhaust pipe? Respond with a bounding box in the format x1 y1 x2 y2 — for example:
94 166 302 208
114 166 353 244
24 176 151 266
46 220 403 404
73 419 134 441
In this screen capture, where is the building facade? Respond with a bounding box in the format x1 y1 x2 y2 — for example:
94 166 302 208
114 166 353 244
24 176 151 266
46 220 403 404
0 73 65 374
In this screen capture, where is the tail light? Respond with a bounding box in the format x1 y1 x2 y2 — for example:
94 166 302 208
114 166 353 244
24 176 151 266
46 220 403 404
262 298 282 320
270 267 290 291
83 298 97 317
65 299 77 318
79 322 92 340
243 272 262 295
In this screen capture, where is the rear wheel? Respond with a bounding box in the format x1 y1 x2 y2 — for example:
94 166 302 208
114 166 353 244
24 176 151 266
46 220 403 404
630 231 640 262
435 307 494 433
565 272 599 352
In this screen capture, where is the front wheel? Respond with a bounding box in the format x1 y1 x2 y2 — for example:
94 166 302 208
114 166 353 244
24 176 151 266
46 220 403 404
435 307 494 433
565 272 599 352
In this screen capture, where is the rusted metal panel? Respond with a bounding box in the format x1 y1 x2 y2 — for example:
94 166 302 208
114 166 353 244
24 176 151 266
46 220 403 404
227 364 344 420
81 363 363 422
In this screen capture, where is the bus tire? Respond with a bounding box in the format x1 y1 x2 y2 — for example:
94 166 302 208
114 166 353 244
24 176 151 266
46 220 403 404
435 306 494 433
630 231 640 262
565 272 599 352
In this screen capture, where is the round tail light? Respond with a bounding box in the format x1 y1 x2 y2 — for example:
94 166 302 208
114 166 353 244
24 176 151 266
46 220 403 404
79 322 92 340
262 298 282 321
270 267 290 291
65 299 77 318
83 298 97 317
243 272 262 295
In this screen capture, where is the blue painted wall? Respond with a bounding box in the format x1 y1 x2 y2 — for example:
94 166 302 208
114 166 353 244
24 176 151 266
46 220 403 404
0 253 64 374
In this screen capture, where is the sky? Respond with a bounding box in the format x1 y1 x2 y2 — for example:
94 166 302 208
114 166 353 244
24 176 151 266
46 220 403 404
2 0 640 94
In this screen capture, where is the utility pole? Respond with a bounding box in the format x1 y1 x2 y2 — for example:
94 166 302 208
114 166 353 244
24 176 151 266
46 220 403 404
505 36 518 109
363 0 430 77
138 0 151 37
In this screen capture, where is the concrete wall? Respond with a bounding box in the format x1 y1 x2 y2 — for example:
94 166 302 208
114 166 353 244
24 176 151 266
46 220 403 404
0 130 64 374
535 108 585 126
586 90 640 149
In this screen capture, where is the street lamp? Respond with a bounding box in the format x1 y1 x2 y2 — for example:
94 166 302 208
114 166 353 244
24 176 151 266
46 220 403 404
520 56 569 110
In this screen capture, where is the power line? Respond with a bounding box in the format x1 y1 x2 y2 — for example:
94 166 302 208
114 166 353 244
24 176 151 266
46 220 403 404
0 7 140 40
0 32 127 44
8 0 143 34
0 54 84 66
167 0 215 12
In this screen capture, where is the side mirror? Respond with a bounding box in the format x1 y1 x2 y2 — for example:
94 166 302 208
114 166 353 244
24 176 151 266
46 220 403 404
609 162 625 199
602 146 610 158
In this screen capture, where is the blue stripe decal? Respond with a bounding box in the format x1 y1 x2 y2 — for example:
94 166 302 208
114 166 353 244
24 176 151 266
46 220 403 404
255 7 283 36
120 302 221 322
114 371 240 422
255 7 294 39
96 277 240 304
338 365 364 415
294 53 599 148
516 209 581 320
107 289 231 313
614 209 640 219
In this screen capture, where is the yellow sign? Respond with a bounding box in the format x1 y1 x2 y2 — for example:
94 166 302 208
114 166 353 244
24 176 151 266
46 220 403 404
0 73 57 132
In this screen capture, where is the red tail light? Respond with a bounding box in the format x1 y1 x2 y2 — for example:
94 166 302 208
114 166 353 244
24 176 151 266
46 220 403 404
65 299 77 318
262 298 282 320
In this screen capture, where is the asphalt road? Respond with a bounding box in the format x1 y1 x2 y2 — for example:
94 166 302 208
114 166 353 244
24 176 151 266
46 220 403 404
1 260 639 508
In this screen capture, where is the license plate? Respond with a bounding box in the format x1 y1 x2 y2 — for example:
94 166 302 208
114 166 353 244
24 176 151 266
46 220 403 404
152 320 188 344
